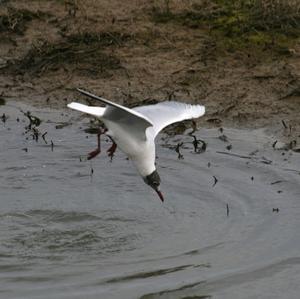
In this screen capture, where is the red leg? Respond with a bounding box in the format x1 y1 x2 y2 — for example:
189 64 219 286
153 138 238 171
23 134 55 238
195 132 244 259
107 141 117 160
87 128 107 160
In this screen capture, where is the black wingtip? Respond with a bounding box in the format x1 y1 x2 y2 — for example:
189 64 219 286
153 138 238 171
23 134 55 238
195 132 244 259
77 88 88 95
76 88 107 103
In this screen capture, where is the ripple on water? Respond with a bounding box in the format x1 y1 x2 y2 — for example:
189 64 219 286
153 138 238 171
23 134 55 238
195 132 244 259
0 209 143 261
105 264 211 284
25 209 101 223
1 103 300 299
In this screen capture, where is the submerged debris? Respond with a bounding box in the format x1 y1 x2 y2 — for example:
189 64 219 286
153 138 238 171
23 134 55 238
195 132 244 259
168 133 207 159
216 151 252 160
212 175 218 187
84 127 102 134
175 142 184 160
1 113 8 123
271 180 285 185
32 127 39 142
90 166 94 176
22 111 41 129
191 135 207 153
260 157 272 165
42 132 48 144
292 147 300 153
272 140 297 151
55 122 70 130
21 110 44 141
219 134 228 142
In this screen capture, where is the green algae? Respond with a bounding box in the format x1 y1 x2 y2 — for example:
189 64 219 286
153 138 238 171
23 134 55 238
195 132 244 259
151 0 300 57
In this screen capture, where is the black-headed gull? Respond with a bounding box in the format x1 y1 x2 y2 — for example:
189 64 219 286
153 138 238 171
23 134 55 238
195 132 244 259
68 89 205 202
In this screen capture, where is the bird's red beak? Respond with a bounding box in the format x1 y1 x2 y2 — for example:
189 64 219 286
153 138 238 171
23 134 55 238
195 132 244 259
155 189 164 202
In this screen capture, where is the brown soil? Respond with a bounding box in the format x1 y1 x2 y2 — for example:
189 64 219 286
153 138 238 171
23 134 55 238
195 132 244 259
1 0 300 140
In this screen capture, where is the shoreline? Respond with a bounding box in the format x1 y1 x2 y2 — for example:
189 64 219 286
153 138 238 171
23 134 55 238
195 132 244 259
0 0 299 142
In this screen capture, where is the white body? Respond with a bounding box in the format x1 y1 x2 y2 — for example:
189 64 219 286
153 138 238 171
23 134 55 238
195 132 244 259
68 89 205 178
105 120 156 176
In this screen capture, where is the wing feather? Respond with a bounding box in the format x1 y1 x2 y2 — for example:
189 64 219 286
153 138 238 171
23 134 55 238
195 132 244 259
133 101 205 136
68 89 154 142
67 102 105 117
77 89 153 125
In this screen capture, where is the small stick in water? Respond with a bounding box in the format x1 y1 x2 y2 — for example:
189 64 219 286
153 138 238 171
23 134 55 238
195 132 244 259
226 204 229 217
212 175 218 187
281 120 288 129
175 142 184 160
271 180 284 185
42 132 48 144
32 128 39 142
51 140 54 151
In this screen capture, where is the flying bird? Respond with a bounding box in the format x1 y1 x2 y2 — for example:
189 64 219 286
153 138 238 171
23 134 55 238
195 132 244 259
68 89 205 202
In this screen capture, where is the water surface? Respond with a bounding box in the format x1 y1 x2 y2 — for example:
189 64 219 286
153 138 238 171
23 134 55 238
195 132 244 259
1 102 300 299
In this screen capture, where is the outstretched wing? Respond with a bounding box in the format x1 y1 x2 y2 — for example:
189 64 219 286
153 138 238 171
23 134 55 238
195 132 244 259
67 102 105 117
133 101 205 136
68 89 153 141
76 89 151 122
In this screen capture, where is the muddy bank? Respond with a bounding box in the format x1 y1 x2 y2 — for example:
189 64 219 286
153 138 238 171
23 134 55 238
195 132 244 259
0 0 300 139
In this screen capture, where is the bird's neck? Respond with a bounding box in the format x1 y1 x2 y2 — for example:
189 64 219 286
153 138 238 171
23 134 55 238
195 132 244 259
131 155 156 177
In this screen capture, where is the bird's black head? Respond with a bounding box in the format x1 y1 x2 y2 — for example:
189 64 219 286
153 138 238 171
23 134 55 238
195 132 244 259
143 170 164 202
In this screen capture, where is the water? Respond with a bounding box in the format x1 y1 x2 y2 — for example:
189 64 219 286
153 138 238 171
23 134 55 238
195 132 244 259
1 101 300 299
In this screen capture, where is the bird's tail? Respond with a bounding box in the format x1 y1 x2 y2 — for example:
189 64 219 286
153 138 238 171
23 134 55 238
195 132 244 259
67 102 105 118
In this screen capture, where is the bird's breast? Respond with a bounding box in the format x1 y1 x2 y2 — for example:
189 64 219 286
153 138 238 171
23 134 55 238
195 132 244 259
105 124 146 157
104 121 156 176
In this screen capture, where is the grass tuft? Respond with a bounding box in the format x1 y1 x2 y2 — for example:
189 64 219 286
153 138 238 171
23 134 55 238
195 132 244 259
151 0 300 56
